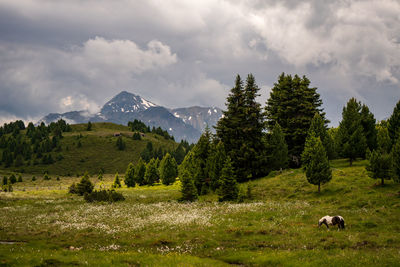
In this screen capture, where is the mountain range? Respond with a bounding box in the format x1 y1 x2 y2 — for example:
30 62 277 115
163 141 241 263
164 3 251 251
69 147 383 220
39 91 223 143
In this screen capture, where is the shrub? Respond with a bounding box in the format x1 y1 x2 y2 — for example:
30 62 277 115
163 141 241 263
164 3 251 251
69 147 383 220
74 172 94 195
43 173 51 180
112 172 122 188
32 176 36 181
68 183 77 194
84 189 125 203
9 174 17 184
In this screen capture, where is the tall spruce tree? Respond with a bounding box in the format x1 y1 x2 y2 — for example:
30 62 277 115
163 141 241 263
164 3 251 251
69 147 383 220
377 125 392 153
180 170 198 202
360 104 377 152
134 158 146 186
242 74 266 178
337 98 367 166
388 100 400 144
218 157 239 201
307 113 334 160
124 163 136 187
265 73 325 166
216 74 266 181
267 123 288 170
302 136 332 192
144 158 159 186
191 127 211 193
160 153 178 185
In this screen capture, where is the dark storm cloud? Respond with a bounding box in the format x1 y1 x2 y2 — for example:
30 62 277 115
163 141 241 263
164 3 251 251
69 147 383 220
0 0 399 125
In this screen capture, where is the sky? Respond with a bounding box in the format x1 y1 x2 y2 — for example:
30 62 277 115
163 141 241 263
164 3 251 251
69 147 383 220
0 0 399 126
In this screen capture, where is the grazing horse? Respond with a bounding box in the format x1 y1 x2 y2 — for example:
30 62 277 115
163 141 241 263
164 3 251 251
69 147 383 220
318 215 345 230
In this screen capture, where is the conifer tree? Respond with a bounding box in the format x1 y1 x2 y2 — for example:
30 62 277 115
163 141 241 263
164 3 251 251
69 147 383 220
337 98 367 165
160 153 178 185
377 125 392 153
112 172 122 188
132 132 141 140
172 143 186 165
218 157 239 201
124 163 136 187
76 172 94 195
267 123 288 171
144 158 159 186
265 73 326 166
116 136 125 150
367 150 393 186
388 100 400 144
391 137 400 183
135 158 146 186
302 136 332 192
307 113 334 159
206 141 226 191
191 128 212 193
87 121 92 131
216 75 247 179
180 170 198 202
360 104 377 152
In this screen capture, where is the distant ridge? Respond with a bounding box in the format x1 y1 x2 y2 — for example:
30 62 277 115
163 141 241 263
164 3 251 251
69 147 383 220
39 91 223 143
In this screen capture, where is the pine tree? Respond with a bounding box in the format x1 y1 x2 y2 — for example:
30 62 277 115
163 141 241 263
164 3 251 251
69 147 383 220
160 153 178 185
87 121 92 131
391 137 400 183
124 163 136 187
116 136 125 150
172 143 186 165
206 141 226 191
337 98 367 166
367 150 393 186
302 136 332 192
216 75 247 179
76 172 94 195
144 158 159 186
377 125 392 153
17 174 22 183
112 172 122 188
191 128 212 193
132 132 141 140
218 157 239 201
388 100 400 144
241 74 266 178
135 158 146 185
179 170 198 202
265 73 326 166
360 104 377 152
307 113 334 159
9 173 17 184
267 123 288 171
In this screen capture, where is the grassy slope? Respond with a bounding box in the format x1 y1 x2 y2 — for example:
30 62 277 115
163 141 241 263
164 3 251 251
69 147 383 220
0 159 400 266
1 122 177 176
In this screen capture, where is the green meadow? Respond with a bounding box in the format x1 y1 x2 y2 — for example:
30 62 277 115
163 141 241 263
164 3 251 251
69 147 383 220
1 159 400 266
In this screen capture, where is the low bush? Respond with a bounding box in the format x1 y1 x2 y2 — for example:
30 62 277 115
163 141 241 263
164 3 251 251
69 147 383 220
84 189 125 203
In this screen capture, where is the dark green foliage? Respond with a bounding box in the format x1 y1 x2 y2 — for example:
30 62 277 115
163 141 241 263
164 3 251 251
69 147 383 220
132 132 141 140
392 137 400 183
377 125 392 153
308 113 334 160
2 179 13 192
87 121 92 131
179 170 198 202
68 183 77 194
361 104 377 151
172 142 186 165
116 136 125 150
337 98 367 165
74 172 94 196
112 172 122 188
31 176 36 181
14 154 24 167
124 163 136 187
216 74 266 180
151 126 174 140
191 128 212 193
302 136 332 192
388 100 400 144
43 173 50 180
367 150 393 186
9 173 17 184
160 153 178 185
2 176 7 185
265 73 326 166
141 141 154 163
218 157 239 201
266 123 288 171
144 158 159 186
17 174 22 183
128 119 150 133
206 141 226 191
84 189 125 203
135 158 146 186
